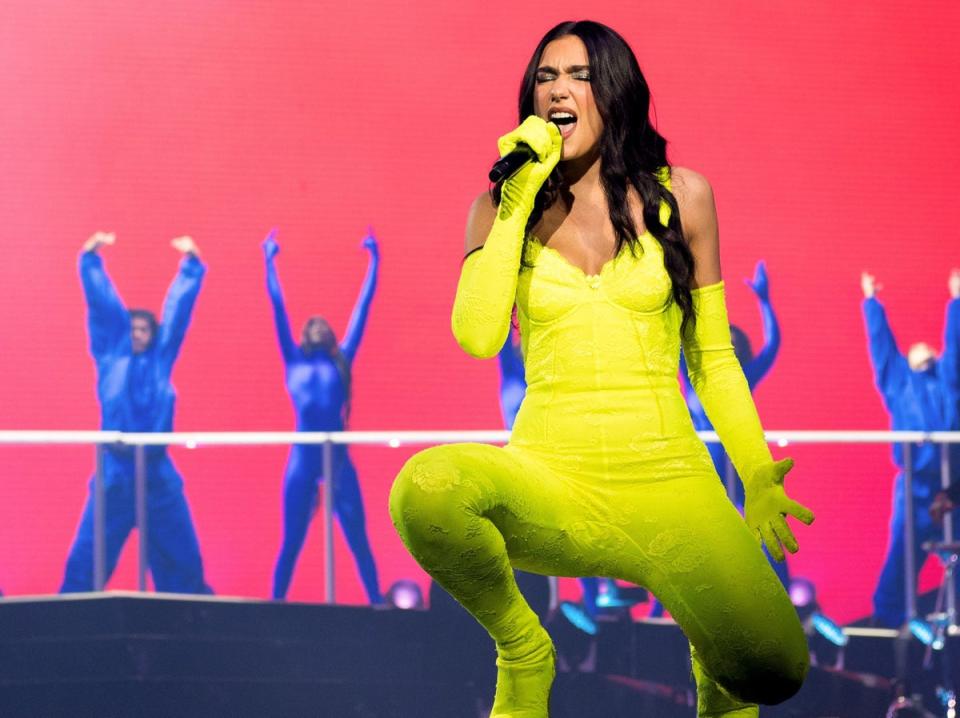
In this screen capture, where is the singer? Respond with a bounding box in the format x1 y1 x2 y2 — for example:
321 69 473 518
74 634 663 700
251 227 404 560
389 19 814 718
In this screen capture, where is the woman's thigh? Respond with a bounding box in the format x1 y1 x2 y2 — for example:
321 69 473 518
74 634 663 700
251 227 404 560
391 443 627 580
606 476 807 702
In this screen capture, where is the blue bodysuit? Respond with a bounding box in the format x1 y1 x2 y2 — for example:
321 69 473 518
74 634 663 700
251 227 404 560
61 250 211 594
266 245 382 603
866 296 960 627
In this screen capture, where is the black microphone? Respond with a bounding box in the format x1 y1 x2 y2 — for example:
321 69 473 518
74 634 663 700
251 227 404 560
488 143 537 184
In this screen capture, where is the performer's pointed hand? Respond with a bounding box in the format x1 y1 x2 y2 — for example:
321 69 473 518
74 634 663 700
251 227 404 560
171 236 200 257
744 458 815 562
861 271 880 299
82 231 116 253
745 260 769 301
361 231 379 257
262 228 280 261
949 268 960 299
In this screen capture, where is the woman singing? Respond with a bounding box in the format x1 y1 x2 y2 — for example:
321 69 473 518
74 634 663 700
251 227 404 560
390 20 813 717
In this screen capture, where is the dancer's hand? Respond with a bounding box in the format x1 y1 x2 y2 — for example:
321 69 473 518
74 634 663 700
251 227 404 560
745 260 769 301
931 491 955 524
861 271 880 299
262 228 280 261
82 231 116 253
949 268 960 299
361 230 379 258
171 236 200 257
743 458 815 562
496 116 562 221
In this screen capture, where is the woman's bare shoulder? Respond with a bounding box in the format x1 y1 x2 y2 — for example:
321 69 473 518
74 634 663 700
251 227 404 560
464 191 498 254
670 166 721 286
669 166 714 209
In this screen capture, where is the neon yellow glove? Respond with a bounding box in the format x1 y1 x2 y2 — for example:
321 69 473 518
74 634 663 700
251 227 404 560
682 281 814 560
451 116 562 358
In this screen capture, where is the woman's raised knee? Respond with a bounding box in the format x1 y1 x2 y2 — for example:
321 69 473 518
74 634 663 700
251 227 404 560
720 643 808 705
388 445 482 545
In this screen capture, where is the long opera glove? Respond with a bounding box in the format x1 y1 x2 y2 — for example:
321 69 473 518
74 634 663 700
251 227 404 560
451 116 562 358
682 282 814 560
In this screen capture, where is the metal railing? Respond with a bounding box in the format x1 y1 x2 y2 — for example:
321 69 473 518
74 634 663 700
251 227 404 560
1 429 958 622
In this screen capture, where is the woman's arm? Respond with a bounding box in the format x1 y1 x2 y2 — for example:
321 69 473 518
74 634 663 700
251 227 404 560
675 167 813 559
743 260 781 388
941 269 960 395
158 236 206 364
340 233 379 362
263 230 298 363
79 232 129 359
451 117 561 358
860 272 907 404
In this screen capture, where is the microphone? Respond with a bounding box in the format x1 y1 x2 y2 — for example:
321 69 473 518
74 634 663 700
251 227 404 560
488 143 537 184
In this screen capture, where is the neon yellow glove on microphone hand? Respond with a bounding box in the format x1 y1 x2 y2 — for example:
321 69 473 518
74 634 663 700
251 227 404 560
451 117 562 358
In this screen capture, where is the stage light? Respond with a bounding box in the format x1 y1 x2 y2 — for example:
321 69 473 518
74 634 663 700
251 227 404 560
908 618 937 647
559 601 598 636
385 579 424 610
789 576 816 611
811 611 848 647
388 438 401 448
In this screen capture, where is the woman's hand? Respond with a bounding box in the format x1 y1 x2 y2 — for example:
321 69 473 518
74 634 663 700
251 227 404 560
745 260 769 301
82 231 116 253
361 230 379 258
495 116 562 221
931 491 955 524
743 458 815 561
861 271 879 299
262 228 280 261
171 236 200 257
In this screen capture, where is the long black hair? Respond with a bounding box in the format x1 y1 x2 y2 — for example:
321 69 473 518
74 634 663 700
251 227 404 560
494 20 696 333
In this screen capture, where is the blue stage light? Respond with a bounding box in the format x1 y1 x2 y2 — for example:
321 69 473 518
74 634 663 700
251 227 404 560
560 601 598 636
811 611 848 647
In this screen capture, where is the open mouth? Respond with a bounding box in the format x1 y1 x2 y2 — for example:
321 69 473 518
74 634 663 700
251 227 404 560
548 110 578 138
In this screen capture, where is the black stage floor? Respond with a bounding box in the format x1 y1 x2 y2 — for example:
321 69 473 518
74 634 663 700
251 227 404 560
0 591 948 717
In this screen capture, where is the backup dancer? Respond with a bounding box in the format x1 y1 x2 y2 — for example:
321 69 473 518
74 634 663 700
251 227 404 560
264 229 382 603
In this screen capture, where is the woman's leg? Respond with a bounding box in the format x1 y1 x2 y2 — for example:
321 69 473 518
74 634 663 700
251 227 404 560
272 447 320 599
604 476 807 715
390 443 602 717
332 453 383 604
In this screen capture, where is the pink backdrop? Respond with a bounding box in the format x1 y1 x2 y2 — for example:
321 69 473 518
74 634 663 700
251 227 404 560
0 1 958 623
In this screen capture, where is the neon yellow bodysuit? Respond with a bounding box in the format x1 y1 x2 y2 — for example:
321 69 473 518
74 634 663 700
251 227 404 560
390 119 811 718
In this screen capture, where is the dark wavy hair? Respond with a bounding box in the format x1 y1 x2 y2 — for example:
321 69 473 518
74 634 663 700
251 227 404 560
494 20 696 333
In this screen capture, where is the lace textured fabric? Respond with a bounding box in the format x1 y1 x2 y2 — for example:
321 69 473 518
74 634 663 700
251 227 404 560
391 181 808 715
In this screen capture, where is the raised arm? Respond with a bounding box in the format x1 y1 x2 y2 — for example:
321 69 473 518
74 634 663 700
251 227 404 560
942 269 960 394
743 260 781 388
861 272 908 403
675 167 813 561
79 232 129 359
262 229 298 363
157 236 206 364
451 117 562 358
340 232 380 362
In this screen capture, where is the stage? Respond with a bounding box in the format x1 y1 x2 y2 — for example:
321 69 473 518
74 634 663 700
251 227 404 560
0 591 936 717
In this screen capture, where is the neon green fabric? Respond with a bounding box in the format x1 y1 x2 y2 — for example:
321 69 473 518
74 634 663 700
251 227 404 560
452 116 562 358
391 168 810 717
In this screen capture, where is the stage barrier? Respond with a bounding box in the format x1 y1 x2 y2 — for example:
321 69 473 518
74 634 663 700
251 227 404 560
1 429 958 625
